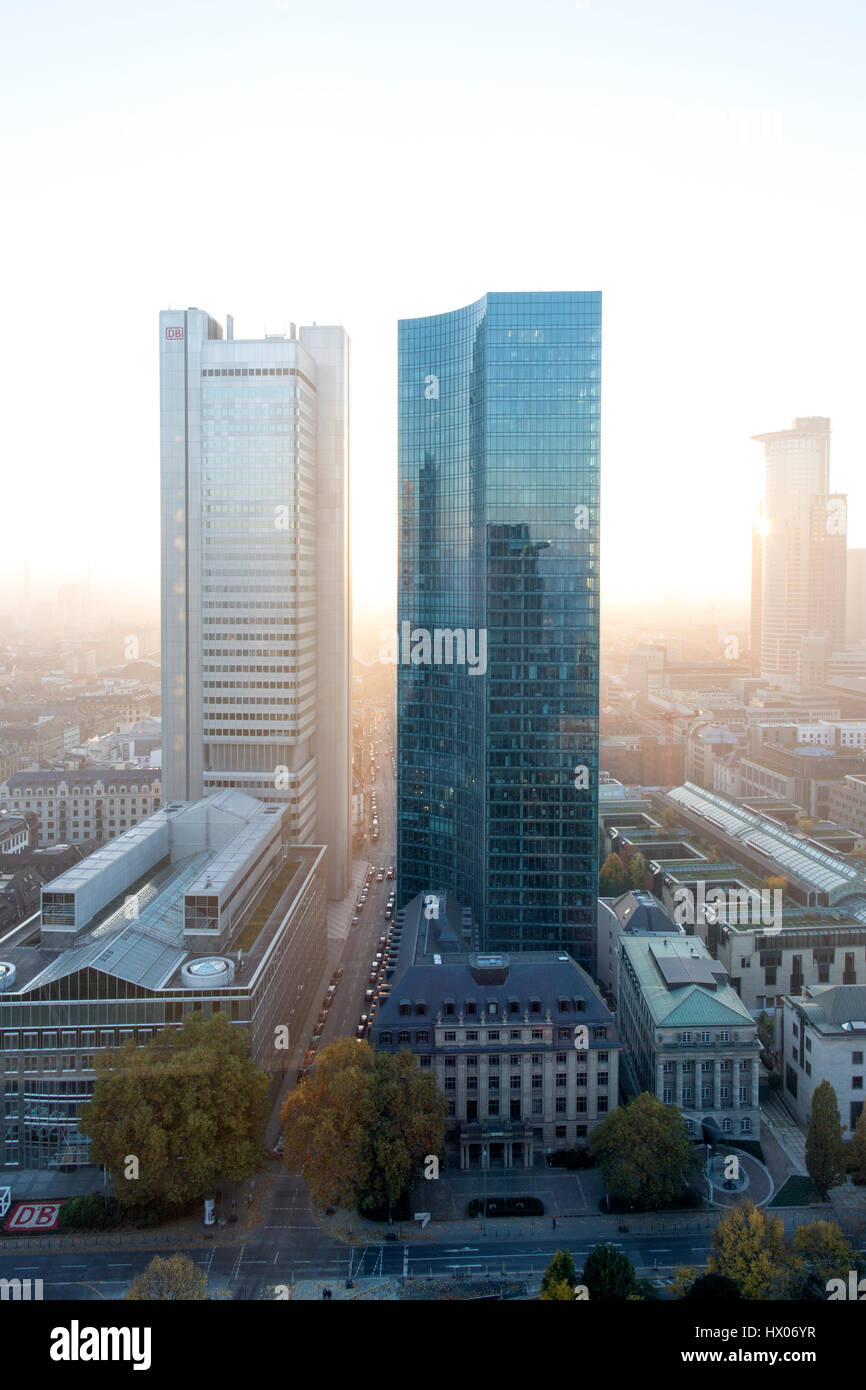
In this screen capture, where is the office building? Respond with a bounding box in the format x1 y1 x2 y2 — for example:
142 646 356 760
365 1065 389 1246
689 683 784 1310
777 984 866 1131
397 292 601 966
0 791 327 1169
160 309 351 900
617 932 761 1139
752 417 847 692
847 549 866 644
370 890 619 1167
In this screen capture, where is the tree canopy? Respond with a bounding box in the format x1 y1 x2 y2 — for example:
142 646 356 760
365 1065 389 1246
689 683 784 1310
589 1091 699 1209
582 1243 637 1300
280 1038 447 1211
707 1200 799 1299
541 1249 578 1299
78 1012 270 1209
125 1254 207 1301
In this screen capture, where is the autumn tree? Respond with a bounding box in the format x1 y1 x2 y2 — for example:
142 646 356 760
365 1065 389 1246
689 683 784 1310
707 1200 800 1299
792 1220 852 1284
281 1038 447 1212
805 1079 846 1199
589 1091 699 1209
125 1254 207 1301
628 851 648 890
582 1243 637 1300
79 1013 270 1210
540 1248 578 1299
599 852 627 897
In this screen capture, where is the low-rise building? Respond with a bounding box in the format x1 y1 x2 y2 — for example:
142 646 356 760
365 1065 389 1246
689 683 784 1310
777 984 866 1131
370 891 619 1168
0 790 327 1170
0 767 161 846
618 933 761 1140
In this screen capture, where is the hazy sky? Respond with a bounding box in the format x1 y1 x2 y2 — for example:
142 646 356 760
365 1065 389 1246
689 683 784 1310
2 0 864 620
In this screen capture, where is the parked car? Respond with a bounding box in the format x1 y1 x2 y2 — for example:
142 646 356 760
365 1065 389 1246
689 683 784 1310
317 1010 329 1023
365 988 374 1001
303 1050 316 1066
376 869 385 881
352 914 359 925
386 867 395 879
330 968 343 985
313 1021 325 1036
369 971 378 984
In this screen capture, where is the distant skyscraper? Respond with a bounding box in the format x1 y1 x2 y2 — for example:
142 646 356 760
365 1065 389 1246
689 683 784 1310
752 417 846 692
159 308 351 900
397 292 600 969
847 549 866 644
750 503 764 676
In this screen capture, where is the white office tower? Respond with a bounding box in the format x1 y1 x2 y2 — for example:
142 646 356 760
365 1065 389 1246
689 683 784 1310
160 309 351 900
752 417 847 692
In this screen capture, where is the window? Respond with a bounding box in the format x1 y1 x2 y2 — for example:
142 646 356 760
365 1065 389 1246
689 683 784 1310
488 1030 500 1041
443 1030 456 1042
555 1124 567 1139
558 1028 571 1040
597 1096 608 1112
531 1028 543 1041
556 1073 567 1088
416 1030 429 1043
445 1056 456 1069
466 1030 478 1042
398 1030 411 1044
444 1077 456 1092
510 1074 521 1090
555 1097 566 1114
594 1026 607 1040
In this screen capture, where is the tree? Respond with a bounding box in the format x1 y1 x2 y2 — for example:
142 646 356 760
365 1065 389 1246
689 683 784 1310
763 875 787 895
125 1254 207 1301
849 1104 866 1185
805 1079 846 1199
628 851 648 890
756 1010 775 1055
659 807 679 833
792 1220 852 1284
541 1248 577 1299
589 1091 700 1210
541 1279 576 1300
582 1243 637 1300
280 1038 447 1212
78 1013 270 1210
599 852 627 896
686 1272 742 1300
707 1200 800 1299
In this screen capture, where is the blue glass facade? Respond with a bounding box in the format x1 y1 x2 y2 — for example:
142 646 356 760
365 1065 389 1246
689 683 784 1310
397 292 600 969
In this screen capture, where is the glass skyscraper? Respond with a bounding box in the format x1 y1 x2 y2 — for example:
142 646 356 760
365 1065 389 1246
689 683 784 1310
397 292 600 969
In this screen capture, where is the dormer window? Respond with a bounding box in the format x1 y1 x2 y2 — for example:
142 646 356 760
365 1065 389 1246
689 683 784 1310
558 998 570 1013
530 999 541 1015
465 1001 477 1016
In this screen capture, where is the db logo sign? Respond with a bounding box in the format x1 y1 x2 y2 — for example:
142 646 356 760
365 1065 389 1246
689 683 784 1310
165 326 184 341
5 1201 63 1232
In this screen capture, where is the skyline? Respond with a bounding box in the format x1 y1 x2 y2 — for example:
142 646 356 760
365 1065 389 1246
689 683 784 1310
2 0 866 614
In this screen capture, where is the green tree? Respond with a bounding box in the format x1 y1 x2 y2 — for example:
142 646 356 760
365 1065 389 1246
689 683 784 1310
707 1200 800 1299
125 1254 207 1301
792 1220 852 1283
79 1013 270 1210
281 1038 447 1211
805 1079 846 1199
628 851 648 890
589 1091 699 1210
541 1248 577 1299
849 1104 866 1184
599 851 627 897
659 807 679 833
582 1243 637 1300
756 1010 775 1055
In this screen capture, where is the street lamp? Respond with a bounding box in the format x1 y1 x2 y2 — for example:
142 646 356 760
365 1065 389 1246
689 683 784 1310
481 1144 488 1234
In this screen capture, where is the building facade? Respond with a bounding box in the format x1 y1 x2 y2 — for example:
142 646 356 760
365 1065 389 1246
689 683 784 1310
160 309 351 900
777 983 866 1131
397 292 601 965
0 769 161 846
370 892 618 1168
0 792 327 1170
618 933 761 1139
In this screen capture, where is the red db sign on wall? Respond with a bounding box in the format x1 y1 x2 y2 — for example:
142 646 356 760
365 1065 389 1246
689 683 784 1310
165 326 184 340
5 1201 63 1232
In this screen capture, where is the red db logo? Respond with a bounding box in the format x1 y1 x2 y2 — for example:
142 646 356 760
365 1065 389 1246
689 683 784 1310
165 326 184 341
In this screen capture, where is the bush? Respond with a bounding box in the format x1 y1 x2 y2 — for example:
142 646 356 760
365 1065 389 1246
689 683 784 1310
59 1194 124 1230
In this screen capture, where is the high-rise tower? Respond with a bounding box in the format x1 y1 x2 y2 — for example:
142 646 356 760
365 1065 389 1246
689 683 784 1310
752 417 846 692
396 292 600 969
159 309 351 900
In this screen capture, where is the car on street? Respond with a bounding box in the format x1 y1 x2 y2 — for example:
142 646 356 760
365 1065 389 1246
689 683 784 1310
330 968 343 985
376 869 384 881
303 1050 316 1066
313 1021 325 1036
318 1010 329 1023
369 970 378 984
387 867 395 879
352 914 359 925
365 989 374 1001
